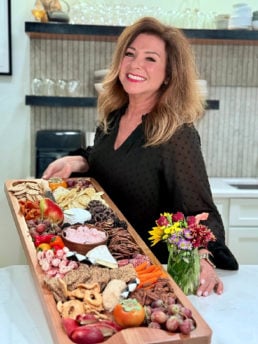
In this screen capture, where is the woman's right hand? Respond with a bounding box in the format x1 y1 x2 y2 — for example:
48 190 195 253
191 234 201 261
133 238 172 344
42 155 89 179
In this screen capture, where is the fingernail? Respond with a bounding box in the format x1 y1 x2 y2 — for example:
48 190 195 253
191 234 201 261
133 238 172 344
197 290 202 296
204 291 208 296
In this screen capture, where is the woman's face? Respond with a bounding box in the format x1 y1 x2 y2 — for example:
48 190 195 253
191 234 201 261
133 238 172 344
119 33 167 100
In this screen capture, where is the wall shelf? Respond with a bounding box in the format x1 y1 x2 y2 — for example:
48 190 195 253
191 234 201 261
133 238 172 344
25 95 97 107
25 95 219 110
25 21 258 44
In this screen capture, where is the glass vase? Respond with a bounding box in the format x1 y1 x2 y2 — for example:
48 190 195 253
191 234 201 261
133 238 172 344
167 245 200 295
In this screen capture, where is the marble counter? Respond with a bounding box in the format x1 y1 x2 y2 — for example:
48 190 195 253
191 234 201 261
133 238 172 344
0 265 257 344
209 177 258 198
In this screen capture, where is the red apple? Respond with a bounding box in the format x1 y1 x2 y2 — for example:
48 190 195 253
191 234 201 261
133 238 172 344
40 198 64 224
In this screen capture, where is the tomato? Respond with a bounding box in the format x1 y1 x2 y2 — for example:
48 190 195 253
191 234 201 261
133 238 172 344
112 298 145 328
49 235 65 249
48 177 67 191
36 243 51 251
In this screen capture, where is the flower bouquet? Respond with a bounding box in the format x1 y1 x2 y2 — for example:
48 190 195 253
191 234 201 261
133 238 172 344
149 212 216 295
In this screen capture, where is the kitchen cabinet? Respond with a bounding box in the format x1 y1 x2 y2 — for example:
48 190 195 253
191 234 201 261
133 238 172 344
214 196 258 264
213 198 229 244
228 227 258 264
229 199 258 227
228 199 258 264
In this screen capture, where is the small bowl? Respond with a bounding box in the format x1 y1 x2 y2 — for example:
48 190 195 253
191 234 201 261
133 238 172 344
252 20 258 30
62 224 108 255
94 69 109 79
94 83 104 93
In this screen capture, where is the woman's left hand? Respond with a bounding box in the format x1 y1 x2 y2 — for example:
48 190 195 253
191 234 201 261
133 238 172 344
196 258 224 297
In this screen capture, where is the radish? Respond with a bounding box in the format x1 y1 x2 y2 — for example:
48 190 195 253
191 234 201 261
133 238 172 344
70 326 104 344
61 318 78 337
76 313 99 325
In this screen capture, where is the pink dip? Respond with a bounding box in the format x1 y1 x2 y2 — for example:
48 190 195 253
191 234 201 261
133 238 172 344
64 225 106 244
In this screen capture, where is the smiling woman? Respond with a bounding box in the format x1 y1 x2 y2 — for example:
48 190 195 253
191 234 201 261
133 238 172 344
43 16 239 298
0 0 12 75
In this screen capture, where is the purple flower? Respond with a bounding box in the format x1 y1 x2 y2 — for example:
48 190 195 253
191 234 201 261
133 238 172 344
178 239 192 251
168 234 180 245
183 228 193 240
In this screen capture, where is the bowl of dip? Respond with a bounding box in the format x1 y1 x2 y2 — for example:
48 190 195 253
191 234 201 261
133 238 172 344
62 224 108 255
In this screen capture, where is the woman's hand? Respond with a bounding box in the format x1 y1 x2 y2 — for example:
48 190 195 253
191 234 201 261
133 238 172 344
42 156 89 179
196 250 224 297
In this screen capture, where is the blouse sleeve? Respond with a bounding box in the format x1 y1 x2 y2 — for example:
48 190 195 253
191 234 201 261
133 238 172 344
162 124 238 270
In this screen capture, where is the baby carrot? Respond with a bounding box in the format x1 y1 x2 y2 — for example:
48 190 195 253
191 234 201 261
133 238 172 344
138 276 159 289
135 261 149 272
138 271 163 282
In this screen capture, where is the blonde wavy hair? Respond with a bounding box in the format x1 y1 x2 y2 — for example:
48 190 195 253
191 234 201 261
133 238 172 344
97 16 205 146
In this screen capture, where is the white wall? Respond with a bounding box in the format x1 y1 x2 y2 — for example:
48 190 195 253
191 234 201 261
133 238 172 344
0 0 34 267
0 0 257 267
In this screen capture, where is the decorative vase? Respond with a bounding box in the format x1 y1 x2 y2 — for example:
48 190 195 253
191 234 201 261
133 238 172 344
167 245 200 295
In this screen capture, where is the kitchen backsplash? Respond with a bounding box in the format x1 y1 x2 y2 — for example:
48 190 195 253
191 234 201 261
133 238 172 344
29 37 258 178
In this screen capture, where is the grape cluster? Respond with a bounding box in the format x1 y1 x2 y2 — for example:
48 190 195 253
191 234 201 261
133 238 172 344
26 218 62 239
144 299 195 335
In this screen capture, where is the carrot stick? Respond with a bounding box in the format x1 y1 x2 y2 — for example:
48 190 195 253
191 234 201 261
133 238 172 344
135 261 149 272
138 276 159 289
139 265 158 273
138 271 163 281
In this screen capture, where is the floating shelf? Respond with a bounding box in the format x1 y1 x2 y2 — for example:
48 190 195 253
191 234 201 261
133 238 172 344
25 21 258 44
25 95 219 110
25 95 97 107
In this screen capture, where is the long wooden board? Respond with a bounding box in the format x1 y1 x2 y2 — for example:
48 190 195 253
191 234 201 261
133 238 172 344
5 178 212 344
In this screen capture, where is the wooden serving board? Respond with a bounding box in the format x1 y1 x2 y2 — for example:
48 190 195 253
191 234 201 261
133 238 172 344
5 178 212 344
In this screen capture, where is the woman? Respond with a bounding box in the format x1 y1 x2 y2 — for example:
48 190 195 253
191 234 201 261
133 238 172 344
43 17 238 296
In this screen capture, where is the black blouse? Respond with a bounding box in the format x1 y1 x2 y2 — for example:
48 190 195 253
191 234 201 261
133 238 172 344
82 108 238 269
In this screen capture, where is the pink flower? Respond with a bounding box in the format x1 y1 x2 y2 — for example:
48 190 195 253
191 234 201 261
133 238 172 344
187 212 209 226
187 216 195 226
172 212 184 222
195 212 209 224
157 215 169 226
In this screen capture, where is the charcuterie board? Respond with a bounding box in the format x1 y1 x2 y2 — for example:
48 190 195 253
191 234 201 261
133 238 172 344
5 178 212 344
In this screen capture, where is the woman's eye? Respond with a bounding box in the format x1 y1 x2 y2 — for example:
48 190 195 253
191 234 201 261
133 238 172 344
146 56 156 62
125 51 134 57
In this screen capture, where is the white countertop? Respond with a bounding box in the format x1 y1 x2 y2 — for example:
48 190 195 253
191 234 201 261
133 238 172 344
209 177 258 198
0 265 257 344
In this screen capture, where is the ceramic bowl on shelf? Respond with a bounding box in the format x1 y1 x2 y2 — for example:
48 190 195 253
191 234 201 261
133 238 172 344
94 83 104 93
228 3 252 29
252 20 258 30
215 14 230 29
94 69 109 79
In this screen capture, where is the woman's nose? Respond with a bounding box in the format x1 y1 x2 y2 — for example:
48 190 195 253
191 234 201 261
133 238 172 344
130 56 142 68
